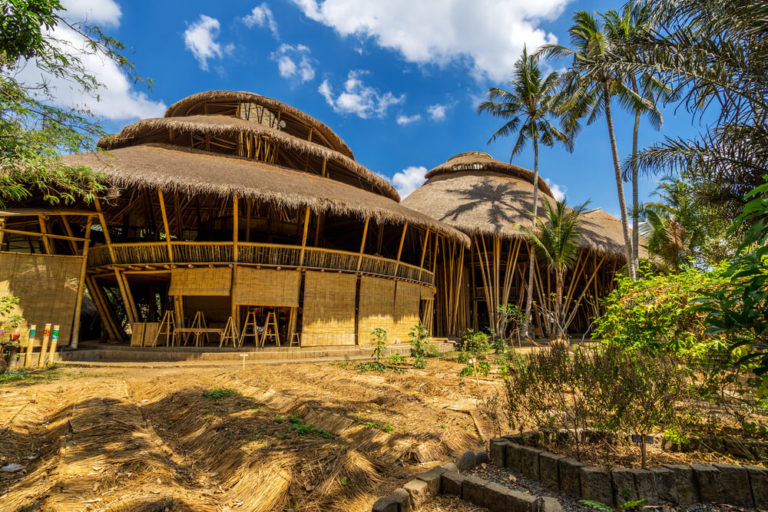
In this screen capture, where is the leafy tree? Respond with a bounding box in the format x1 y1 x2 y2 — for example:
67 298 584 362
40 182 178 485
477 46 573 338
523 199 588 338
0 0 146 207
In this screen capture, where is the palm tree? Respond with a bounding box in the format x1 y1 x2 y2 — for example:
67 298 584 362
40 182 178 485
602 5 668 274
523 199 589 339
540 11 655 279
477 46 573 339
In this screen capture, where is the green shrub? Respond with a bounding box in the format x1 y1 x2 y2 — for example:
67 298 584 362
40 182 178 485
370 327 388 362
202 388 240 399
409 325 431 369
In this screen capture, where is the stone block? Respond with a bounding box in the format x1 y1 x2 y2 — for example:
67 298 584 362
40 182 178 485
746 465 768 508
476 450 490 465
457 450 477 471
505 488 539 512
713 464 753 507
581 466 613 507
649 466 676 504
630 468 658 506
372 488 409 512
415 467 445 495
403 479 430 508
440 471 465 496
490 438 509 467
663 465 698 505
558 457 583 497
504 434 523 444
461 475 490 504
538 496 564 512
611 468 638 504
691 464 722 503
518 446 542 479
441 462 459 473
506 443 524 472
538 452 561 490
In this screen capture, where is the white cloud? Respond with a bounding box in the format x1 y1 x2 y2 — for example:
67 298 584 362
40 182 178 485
59 0 121 26
318 70 404 119
243 3 279 39
14 6 166 121
183 15 234 71
545 178 566 201
396 114 421 125
289 0 568 81
391 166 427 198
271 44 315 82
427 103 449 121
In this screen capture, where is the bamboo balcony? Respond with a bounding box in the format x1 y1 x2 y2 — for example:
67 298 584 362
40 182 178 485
87 241 435 286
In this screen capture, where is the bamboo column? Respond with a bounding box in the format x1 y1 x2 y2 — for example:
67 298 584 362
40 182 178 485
94 197 115 263
37 215 52 254
158 190 173 262
417 227 430 281
233 195 239 262
0 218 5 250
70 216 94 348
356 217 370 271
394 222 408 274
299 206 311 266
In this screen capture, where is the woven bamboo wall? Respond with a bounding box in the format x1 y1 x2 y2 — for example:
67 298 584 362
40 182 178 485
301 271 357 346
169 268 231 296
392 281 421 343
233 268 300 306
357 276 395 345
0 252 82 343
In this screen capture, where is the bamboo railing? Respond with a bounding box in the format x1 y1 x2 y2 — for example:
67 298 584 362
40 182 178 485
87 241 434 286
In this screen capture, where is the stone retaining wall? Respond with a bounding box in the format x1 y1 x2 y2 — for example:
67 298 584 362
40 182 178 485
490 435 767 508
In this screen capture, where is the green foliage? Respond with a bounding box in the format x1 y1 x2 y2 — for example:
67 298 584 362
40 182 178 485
201 388 240 400
352 414 394 433
497 303 527 346
0 296 23 330
408 325 432 369
388 353 405 365
354 361 388 373
288 415 333 438
459 329 492 377
579 498 646 512
593 264 728 359
460 329 490 354
370 327 388 362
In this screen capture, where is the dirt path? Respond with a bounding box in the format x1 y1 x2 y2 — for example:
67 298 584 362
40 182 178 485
0 361 506 511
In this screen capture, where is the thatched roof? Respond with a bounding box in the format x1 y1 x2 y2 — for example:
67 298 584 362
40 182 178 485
426 152 553 197
97 115 399 202
62 144 470 246
165 90 354 160
402 153 636 258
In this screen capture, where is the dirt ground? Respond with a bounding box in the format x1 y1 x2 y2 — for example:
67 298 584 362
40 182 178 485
0 359 508 512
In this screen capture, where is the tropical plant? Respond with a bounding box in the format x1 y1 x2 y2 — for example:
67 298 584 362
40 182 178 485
540 11 659 279
0 0 148 208
408 325 431 369
478 46 573 338
523 199 589 338
497 303 527 347
370 327 388 362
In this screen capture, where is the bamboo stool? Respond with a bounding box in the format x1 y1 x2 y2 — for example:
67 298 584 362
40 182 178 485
289 332 300 347
220 316 239 348
260 311 279 347
239 310 260 347
155 310 176 347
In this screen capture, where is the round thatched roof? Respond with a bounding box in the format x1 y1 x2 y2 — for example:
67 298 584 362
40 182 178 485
165 90 354 159
97 115 398 201
402 152 632 258
63 144 470 246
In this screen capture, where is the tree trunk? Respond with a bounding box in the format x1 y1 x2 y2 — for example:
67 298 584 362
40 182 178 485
555 269 564 339
632 109 641 273
603 86 636 279
521 136 540 338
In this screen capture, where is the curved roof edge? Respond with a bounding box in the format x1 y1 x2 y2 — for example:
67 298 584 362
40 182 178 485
426 151 554 198
165 90 355 159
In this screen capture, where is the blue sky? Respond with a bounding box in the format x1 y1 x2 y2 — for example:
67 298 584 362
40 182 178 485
28 0 708 217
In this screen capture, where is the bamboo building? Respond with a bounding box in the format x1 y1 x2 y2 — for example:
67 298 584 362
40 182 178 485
402 152 638 338
0 91 469 349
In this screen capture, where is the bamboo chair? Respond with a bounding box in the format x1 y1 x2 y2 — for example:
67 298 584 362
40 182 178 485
239 310 260 347
289 332 300 348
220 316 239 348
260 311 279 347
155 310 176 347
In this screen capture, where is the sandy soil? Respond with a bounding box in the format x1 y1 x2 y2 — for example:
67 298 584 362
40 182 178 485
0 360 507 512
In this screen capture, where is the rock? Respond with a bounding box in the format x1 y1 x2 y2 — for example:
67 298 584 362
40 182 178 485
440 470 465 496
611 468 638 504
648 466 677 504
506 443 524 472
713 464 753 507
457 450 477 471
476 450 490 465
403 479 429 508
441 462 459 473
558 457 583 497
490 438 509 467
629 468 657 506
662 464 699 505
415 467 445 495
746 465 768 508
475 482 538 512
580 466 613 507
538 496 564 512
1 463 23 473
518 446 542 480
538 452 560 490
691 464 722 503
461 474 490 504
372 488 409 512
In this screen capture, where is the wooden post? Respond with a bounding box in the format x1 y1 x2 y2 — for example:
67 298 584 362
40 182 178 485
356 217 370 271
60 215 79 254
394 222 408 274
233 195 239 262
0 218 5 250
24 324 36 368
94 197 115 263
158 190 173 262
70 216 94 348
38 324 51 367
417 227 430 280
48 325 60 365
38 215 52 254
245 199 252 242
299 206 311 266
114 269 137 325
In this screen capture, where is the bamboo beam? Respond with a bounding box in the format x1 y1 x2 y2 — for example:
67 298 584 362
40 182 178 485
158 190 174 262
70 217 94 348
299 206 311 266
37 215 52 254
233 195 239 263
394 221 408 273
418 227 431 280
245 199 251 242
0 218 5 250
564 254 607 329
356 217 370 271
0 227 87 242
114 269 136 325
60 216 79 254
94 197 115 263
